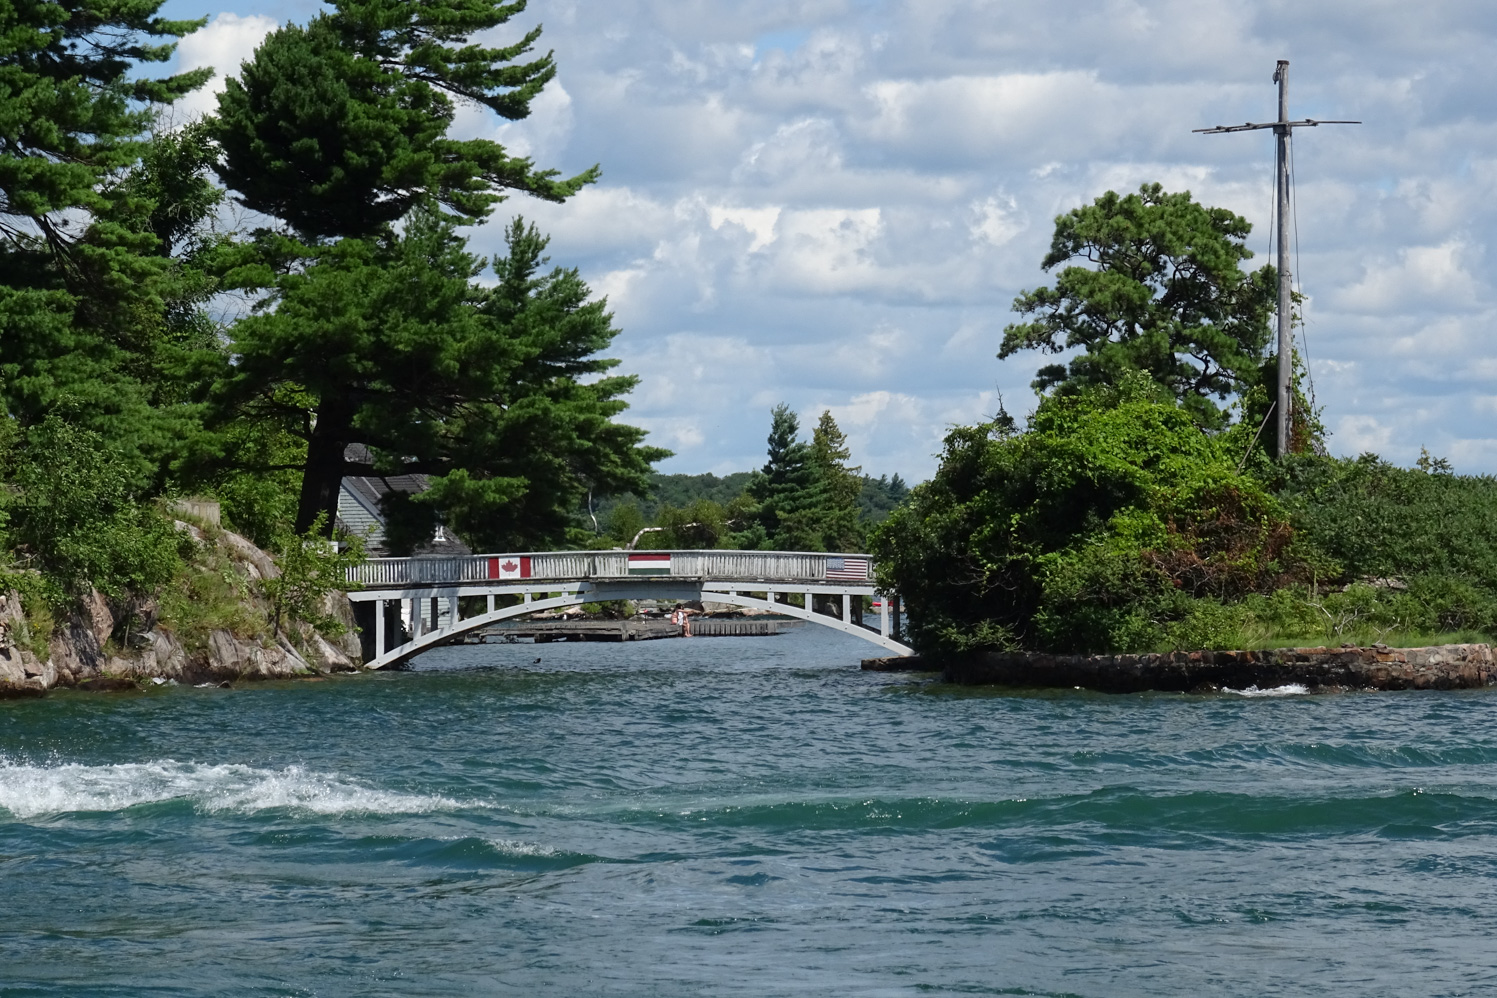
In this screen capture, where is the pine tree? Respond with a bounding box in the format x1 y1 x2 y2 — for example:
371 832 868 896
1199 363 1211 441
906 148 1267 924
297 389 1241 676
744 404 815 548
211 0 596 241
205 0 647 539
803 410 865 551
1000 183 1276 430
216 214 666 543
0 1 214 484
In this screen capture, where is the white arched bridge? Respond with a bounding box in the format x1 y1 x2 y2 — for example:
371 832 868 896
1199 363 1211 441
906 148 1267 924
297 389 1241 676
345 549 910 669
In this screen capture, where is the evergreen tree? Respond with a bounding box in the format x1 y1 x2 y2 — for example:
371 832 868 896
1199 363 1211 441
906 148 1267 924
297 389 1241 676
0 1 214 483
1000 183 1276 430
211 0 595 241
810 411 861 505
790 410 864 551
743 404 814 548
216 214 665 544
740 406 870 551
205 0 649 540
857 474 911 523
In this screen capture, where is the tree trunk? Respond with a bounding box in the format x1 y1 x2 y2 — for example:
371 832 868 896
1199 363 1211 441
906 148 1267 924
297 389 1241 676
295 401 354 536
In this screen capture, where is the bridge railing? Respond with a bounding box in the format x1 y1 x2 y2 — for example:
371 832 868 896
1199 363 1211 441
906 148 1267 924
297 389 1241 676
345 550 875 587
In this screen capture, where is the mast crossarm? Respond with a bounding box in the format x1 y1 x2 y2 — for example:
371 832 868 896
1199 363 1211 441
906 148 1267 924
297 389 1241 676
1193 119 1361 134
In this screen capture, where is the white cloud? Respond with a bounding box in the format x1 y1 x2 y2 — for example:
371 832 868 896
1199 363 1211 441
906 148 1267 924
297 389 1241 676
969 194 1024 246
172 0 1497 478
1337 414 1395 454
708 205 781 252
771 207 883 293
172 14 277 121
1335 241 1487 313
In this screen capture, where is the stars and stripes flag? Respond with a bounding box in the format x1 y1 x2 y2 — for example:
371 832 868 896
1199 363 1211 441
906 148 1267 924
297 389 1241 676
825 556 869 580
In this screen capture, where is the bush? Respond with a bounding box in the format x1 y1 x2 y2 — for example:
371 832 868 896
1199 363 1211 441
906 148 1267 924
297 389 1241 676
155 530 269 646
261 514 364 638
1 417 187 604
871 375 1306 657
1275 453 1497 587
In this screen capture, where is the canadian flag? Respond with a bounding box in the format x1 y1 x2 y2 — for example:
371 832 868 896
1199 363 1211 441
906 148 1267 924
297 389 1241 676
488 555 531 580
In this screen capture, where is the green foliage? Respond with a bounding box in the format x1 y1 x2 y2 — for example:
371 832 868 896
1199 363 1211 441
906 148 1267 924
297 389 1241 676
1 4 219 479
1 417 187 603
0 7 232 625
211 1 596 240
743 403 815 545
1001 183 1276 430
0 568 56 658
743 403 873 549
797 410 865 551
1274 453 1497 587
260 514 364 637
205 0 654 551
858 473 910 523
216 213 666 543
872 375 1302 657
155 528 268 647
653 498 751 549
874 372 1497 658
1154 577 1497 653
0 2 663 647
604 501 648 546
0 0 210 225
200 420 307 550
589 410 894 553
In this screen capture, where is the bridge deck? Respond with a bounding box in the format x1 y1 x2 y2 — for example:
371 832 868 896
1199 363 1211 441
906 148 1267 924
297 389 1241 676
347 549 875 588
343 550 910 665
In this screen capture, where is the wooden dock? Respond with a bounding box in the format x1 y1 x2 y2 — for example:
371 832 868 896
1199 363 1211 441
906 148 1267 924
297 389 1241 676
466 618 800 643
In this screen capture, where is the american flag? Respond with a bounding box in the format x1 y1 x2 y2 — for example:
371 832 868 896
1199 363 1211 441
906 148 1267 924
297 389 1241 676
826 556 869 580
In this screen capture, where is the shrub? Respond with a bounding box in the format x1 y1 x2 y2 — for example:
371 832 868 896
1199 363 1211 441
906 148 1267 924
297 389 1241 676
261 514 364 638
1 418 187 604
872 375 1306 657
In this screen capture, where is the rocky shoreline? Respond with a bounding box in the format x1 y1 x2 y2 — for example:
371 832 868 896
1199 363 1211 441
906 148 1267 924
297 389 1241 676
864 643 1497 693
0 524 364 699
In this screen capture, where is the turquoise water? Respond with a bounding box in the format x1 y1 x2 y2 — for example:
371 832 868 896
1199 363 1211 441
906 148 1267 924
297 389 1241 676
4 626 1497 996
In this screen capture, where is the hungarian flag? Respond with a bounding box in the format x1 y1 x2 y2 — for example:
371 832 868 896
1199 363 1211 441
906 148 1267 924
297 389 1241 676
627 552 671 576
489 555 531 580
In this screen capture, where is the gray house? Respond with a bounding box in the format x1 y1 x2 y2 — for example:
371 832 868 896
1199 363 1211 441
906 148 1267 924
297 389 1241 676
336 445 470 557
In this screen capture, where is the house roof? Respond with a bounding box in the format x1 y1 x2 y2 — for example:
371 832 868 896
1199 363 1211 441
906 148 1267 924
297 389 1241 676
336 445 471 557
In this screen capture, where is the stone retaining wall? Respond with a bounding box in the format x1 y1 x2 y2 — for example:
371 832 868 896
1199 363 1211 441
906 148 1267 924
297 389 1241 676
938 643 1497 692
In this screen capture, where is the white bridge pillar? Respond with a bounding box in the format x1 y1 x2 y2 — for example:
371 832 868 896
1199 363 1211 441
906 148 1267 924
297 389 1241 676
345 549 913 667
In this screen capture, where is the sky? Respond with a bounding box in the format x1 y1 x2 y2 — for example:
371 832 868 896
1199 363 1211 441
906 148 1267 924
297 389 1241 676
159 0 1497 480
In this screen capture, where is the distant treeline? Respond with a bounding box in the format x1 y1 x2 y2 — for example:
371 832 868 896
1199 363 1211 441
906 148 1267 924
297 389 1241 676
578 409 912 551
588 471 910 534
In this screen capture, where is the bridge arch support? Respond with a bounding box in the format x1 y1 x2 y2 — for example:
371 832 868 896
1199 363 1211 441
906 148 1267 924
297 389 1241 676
350 580 910 670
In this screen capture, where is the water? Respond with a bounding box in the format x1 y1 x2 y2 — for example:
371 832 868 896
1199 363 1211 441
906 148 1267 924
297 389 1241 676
4 626 1497 996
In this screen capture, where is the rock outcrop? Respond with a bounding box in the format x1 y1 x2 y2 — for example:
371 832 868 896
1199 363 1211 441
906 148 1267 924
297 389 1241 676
0 526 364 698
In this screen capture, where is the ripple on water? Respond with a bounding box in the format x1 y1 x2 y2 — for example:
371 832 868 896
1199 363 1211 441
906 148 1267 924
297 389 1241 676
5 633 1497 997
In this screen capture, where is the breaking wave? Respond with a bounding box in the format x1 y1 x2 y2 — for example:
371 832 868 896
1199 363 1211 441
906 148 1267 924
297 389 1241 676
1223 683 1310 697
0 758 470 819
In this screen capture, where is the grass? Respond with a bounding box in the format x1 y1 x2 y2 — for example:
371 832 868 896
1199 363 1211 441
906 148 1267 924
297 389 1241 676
155 528 270 649
1191 629 1491 653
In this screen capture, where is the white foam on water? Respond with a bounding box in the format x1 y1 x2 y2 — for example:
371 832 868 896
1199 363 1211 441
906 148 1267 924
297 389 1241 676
0 759 470 819
487 837 559 857
1223 683 1310 698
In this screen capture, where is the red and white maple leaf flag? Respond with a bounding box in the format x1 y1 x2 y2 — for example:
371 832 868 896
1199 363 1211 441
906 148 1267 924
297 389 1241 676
488 555 531 580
